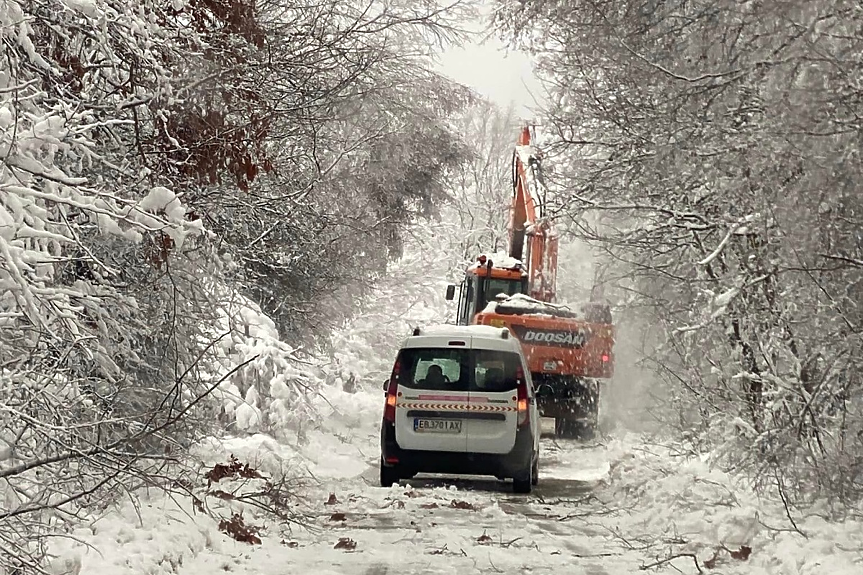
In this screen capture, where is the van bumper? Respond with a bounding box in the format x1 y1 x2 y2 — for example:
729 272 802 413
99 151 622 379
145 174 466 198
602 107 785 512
380 421 535 479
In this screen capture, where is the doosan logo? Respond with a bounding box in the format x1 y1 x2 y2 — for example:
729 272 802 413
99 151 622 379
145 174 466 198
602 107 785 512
518 328 588 348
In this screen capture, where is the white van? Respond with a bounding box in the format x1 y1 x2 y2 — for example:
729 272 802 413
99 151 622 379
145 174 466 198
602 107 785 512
379 325 541 493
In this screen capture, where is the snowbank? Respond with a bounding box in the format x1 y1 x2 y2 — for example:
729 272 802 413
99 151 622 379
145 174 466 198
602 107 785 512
47 490 219 575
203 288 322 436
604 442 863 574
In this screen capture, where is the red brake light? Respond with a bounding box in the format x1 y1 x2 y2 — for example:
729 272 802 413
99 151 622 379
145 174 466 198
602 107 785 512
516 367 529 427
601 354 610 363
384 380 397 422
384 359 400 422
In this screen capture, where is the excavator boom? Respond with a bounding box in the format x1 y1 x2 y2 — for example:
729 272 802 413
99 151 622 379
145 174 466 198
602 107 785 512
509 126 558 302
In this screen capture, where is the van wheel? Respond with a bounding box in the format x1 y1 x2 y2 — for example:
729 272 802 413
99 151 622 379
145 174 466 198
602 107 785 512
513 466 532 494
380 459 400 487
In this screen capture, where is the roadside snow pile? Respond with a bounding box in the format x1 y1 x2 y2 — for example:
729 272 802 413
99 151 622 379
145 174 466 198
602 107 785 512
606 443 863 575
47 490 220 575
204 289 323 436
194 382 382 485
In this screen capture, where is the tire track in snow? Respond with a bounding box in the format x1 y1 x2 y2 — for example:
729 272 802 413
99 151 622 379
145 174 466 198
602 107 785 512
175 389 643 574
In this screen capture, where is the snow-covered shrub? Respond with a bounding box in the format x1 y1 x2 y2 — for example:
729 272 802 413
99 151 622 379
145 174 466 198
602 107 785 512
205 290 322 438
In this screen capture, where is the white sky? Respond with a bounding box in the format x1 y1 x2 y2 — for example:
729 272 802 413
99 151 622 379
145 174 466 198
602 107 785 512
434 14 543 119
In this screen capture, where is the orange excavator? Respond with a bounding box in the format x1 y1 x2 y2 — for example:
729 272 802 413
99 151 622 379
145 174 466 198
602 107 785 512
445 126 615 438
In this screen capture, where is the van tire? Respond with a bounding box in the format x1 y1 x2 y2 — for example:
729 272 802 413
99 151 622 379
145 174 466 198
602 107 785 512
531 459 539 486
380 460 400 487
513 466 532 494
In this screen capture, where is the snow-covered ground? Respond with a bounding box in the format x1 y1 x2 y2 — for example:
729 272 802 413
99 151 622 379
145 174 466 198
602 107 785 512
48 378 863 575
43 241 862 575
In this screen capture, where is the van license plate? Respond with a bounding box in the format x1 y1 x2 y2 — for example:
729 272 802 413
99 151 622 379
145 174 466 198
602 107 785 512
414 418 462 434
543 360 558 371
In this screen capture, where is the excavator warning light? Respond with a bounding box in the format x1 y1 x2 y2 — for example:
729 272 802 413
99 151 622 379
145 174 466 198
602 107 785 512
412 327 421 336
477 255 487 264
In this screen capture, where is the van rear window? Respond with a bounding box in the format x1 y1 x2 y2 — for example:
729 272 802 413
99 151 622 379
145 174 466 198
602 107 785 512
395 347 523 392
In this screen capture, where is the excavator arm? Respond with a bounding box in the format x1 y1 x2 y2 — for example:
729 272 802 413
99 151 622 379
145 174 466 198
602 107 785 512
509 126 558 303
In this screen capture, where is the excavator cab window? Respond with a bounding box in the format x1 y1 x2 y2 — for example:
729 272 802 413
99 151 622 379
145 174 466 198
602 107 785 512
456 277 475 325
475 277 524 314
484 278 523 300
455 275 529 325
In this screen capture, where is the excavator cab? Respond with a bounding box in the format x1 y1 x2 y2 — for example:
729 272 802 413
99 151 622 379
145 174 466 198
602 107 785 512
446 257 529 326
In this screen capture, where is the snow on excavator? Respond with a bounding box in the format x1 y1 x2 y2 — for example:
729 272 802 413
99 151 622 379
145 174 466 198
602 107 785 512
445 126 615 439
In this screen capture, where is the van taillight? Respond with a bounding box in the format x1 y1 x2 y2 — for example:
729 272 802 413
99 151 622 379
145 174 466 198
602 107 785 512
384 382 397 422
384 359 400 423
516 368 529 427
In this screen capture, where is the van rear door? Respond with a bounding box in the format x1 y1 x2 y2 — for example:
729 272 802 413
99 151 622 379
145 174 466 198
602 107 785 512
465 342 521 454
394 343 470 453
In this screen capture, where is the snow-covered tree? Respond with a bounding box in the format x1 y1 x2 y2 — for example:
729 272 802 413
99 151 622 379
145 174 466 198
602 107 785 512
0 0 476 570
495 0 863 502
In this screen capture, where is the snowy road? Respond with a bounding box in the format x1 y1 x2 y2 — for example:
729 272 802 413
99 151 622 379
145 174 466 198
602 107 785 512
179 389 649 575
57 385 862 575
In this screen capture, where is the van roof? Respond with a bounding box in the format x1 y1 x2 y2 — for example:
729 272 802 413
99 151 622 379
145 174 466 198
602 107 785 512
402 324 522 353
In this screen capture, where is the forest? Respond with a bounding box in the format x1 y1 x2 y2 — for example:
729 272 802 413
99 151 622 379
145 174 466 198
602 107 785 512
1 0 861 572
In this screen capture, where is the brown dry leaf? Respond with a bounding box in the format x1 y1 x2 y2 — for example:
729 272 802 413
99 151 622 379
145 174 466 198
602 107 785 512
420 503 439 509
205 456 263 486
450 500 477 511
325 493 339 505
334 537 357 551
476 531 493 545
405 491 421 498
281 540 299 548
329 512 347 522
218 513 261 545
704 552 719 569
208 489 235 500
730 546 752 561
